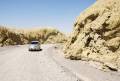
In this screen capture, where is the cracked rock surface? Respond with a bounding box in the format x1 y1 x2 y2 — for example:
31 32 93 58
64 0 120 70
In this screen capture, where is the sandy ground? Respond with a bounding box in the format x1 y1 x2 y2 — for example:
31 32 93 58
0 44 80 81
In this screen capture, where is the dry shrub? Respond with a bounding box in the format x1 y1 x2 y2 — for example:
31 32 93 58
0 26 67 46
24 28 67 44
0 26 24 46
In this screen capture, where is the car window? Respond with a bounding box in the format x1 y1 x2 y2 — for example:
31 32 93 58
31 42 39 44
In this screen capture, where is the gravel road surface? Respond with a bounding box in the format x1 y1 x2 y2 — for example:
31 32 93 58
0 45 80 81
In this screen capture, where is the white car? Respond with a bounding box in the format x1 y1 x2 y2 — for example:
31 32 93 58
29 41 41 51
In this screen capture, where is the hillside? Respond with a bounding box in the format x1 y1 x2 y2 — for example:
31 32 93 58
64 0 120 70
0 26 66 46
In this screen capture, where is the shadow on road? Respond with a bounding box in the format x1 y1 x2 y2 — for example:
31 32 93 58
28 49 42 52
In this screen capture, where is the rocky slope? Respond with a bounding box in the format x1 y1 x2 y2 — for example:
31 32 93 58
0 26 66 46
64 0 120 70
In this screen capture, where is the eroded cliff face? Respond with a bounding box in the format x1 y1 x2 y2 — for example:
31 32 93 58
64 0 120 70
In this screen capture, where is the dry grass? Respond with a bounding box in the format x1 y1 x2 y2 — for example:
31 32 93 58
0 26 67 46
0 26 24 46
24 28 67 43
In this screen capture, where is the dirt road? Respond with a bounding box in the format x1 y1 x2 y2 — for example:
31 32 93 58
0 45 80 81
0 44 120 81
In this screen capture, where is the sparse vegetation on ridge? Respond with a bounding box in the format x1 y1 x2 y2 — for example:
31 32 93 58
0 26 67 46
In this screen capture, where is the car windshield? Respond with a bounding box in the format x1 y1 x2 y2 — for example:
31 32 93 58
31 41 39 44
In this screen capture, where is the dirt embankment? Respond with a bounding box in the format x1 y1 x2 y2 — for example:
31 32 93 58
0 26 67 46
64 0 120 71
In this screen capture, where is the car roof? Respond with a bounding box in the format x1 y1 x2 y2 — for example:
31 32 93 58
31 41 39 42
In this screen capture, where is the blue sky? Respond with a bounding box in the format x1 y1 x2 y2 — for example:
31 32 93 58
0 0 96 32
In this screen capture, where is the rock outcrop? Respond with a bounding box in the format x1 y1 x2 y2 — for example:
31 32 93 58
64 0 120 70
